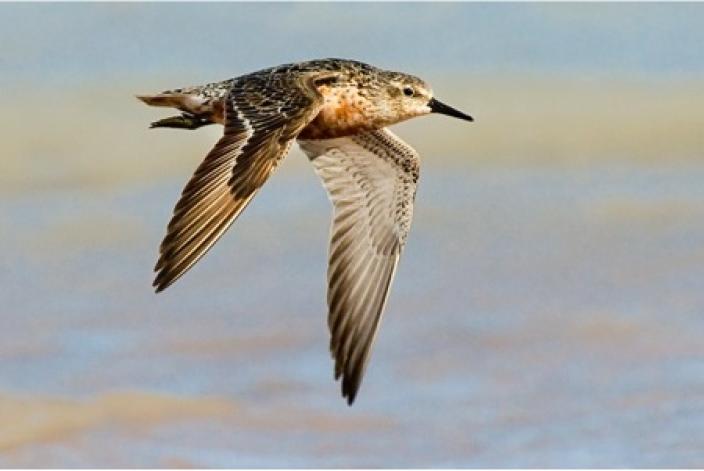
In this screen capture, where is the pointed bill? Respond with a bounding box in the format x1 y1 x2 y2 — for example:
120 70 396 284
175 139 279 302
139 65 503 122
428 98 473 122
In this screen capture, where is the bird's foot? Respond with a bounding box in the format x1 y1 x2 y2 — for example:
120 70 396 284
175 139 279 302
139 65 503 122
149 113 213 130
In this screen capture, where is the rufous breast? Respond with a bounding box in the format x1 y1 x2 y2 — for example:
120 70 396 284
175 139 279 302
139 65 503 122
299 85 377 139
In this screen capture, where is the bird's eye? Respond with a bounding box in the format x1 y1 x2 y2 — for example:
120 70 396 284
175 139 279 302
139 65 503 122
403 86 415 97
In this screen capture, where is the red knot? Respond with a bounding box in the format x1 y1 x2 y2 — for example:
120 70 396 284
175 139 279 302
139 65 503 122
137 58 473 405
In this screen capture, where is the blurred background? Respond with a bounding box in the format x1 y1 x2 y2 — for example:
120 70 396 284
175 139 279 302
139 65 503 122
2 3 704 467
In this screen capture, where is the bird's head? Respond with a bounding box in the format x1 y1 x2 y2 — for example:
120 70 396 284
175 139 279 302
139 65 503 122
376 71 474 126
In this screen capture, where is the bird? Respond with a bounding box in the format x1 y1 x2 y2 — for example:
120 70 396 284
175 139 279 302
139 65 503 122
137 58 473 405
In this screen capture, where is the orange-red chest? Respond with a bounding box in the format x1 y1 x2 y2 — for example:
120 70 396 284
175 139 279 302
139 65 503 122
299 85 377 139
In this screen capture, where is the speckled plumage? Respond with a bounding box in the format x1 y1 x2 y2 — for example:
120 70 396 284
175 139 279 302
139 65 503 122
137 58 472 405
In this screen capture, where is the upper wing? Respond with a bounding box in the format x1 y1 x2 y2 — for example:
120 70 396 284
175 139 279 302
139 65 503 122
298 128 420 404
153 72 326 292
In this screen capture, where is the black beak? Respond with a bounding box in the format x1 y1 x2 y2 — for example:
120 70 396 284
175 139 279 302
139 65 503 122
428 98 473 122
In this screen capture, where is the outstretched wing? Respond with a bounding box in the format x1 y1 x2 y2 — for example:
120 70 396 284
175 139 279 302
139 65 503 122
298 129 420 404
154 72 326 292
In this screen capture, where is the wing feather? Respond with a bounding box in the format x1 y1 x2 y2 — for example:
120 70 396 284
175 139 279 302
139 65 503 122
154 72 325 292
298 128 420 404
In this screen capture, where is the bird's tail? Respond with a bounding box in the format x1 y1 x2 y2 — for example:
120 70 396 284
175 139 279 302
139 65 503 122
137 79 231 130
136 92 191 109
136 92 221 130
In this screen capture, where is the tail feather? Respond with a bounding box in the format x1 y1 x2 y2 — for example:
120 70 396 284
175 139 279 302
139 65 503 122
137 92 214 130
137 93 182 108
137 89 226 130
136 92 206 111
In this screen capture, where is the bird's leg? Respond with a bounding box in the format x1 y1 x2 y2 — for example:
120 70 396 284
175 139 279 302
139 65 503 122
149 113 213 130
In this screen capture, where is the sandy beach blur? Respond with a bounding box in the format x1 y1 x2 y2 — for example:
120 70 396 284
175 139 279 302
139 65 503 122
2 3 704 467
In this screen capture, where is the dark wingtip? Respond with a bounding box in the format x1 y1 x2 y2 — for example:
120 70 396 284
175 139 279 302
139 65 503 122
153 271 178 293
152 266 171 293
153 277 165 293
341 372 362 406
343 384 357 406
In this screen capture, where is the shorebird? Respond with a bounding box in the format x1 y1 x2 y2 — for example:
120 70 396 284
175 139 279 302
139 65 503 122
138 58 472 404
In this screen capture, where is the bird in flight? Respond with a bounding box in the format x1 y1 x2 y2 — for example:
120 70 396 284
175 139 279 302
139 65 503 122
138 58 473 404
